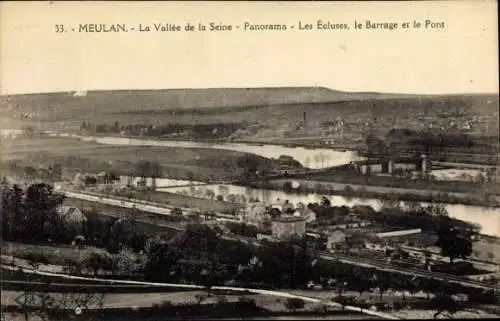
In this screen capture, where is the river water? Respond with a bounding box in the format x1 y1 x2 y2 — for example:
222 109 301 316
157 183 500 237
3 130 499 237
53 133 356 169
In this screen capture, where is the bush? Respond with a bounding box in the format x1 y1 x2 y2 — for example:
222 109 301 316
23 252 50 266
170 207 183 216
127 233 147 253
468 291 497 304
225 222 258 237
63 257 81 267
82 252 115 275
391 301 406 311
105 243 121 255
344 185 355 193
335 295 357 307
237 296 257 307
282 182 293 193
151 300 175 313
373 301 391 311
431 262 476 275
284 298 305 311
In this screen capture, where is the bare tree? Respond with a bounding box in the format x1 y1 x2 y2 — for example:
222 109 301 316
135 159 151 183
134 159 163 190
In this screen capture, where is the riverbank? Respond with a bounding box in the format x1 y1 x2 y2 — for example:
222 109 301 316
63 133 499 196
89 132 499 166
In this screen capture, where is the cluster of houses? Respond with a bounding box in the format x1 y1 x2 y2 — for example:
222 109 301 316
418 116 476 132
247 202 500 273
72 172 158 192
232 198 498 272
10 162 498 272
251 206 434 257
243 199 373 246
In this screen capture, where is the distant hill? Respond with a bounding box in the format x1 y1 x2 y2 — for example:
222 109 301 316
0 87 416 116
0 88 497 132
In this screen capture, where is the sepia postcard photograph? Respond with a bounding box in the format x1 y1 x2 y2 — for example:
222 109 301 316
0 1 499 320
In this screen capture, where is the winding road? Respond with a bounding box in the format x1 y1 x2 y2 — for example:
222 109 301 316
0 264 396 320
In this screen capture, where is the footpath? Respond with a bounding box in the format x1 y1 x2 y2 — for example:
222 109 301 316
0 255 399 320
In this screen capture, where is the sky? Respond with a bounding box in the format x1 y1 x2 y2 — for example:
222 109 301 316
1 1 498 95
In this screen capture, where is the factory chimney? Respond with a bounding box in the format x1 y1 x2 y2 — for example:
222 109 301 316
421 154 428 175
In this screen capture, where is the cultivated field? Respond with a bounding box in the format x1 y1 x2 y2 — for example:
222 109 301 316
0 136 267 181
0 87 415 122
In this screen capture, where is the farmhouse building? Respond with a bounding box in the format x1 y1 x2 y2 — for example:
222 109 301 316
271 216 306 241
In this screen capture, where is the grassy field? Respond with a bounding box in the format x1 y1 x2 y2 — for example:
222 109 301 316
0 136 267 182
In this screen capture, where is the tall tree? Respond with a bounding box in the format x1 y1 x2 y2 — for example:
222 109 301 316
134 159 162 190
320 196 331 207
52 162 63 181
1 184 24 240
364 132 387 157
435 225 473 263
431 294 460 319
135 159 151 183
150 160 163 191
80 120 88 131
144 237 182 282
24 183 66 242
348 266 373 297
236 155 270 182
254 239 315 288
372 272 392 301
24 166 38 181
